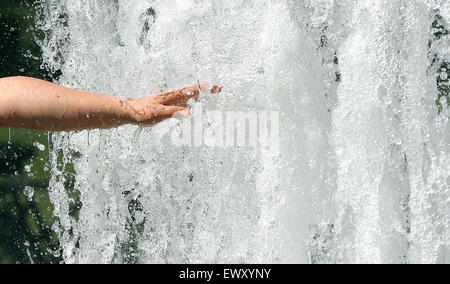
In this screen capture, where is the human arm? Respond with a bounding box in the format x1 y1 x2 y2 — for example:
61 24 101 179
0 76 220 131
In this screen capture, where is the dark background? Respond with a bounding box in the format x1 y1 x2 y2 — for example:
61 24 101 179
0 0 62 264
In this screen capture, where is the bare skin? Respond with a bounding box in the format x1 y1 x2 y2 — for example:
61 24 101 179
0 76 222 132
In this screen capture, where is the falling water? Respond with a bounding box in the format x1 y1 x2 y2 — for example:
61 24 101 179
36 0 449 264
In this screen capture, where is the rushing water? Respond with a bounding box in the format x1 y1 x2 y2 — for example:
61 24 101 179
37 0 449 264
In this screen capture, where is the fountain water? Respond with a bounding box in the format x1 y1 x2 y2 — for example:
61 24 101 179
36 0 449 264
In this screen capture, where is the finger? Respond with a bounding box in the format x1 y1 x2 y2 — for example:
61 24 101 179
158 105 190 121
155 85 202 106
172 108 191 120
156 83 219 107
211 85 223 94
139 105 190 126
198 83 223 94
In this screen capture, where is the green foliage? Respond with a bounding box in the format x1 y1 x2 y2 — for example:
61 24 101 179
0 130 62 263
0 0 62 264
431 14 450 113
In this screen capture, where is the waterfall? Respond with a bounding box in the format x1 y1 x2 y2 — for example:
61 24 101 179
37 0 449 264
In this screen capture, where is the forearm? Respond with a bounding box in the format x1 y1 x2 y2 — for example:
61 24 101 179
0 76 134 131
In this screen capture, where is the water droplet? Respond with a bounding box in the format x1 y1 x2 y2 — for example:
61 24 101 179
25 165 32 172
23 186 34 201
48 132 51 161
33 142 46 151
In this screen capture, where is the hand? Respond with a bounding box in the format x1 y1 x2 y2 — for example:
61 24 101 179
127 83 222 126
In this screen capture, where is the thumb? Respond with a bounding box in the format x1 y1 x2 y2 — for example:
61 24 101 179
172 108 191 119
159 105 190 120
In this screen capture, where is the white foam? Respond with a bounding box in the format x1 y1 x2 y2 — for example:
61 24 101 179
38 0 449 264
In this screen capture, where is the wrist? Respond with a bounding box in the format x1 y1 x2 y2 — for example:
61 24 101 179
114 97 138 125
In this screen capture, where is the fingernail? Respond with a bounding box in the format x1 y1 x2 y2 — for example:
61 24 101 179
211 86 223 94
